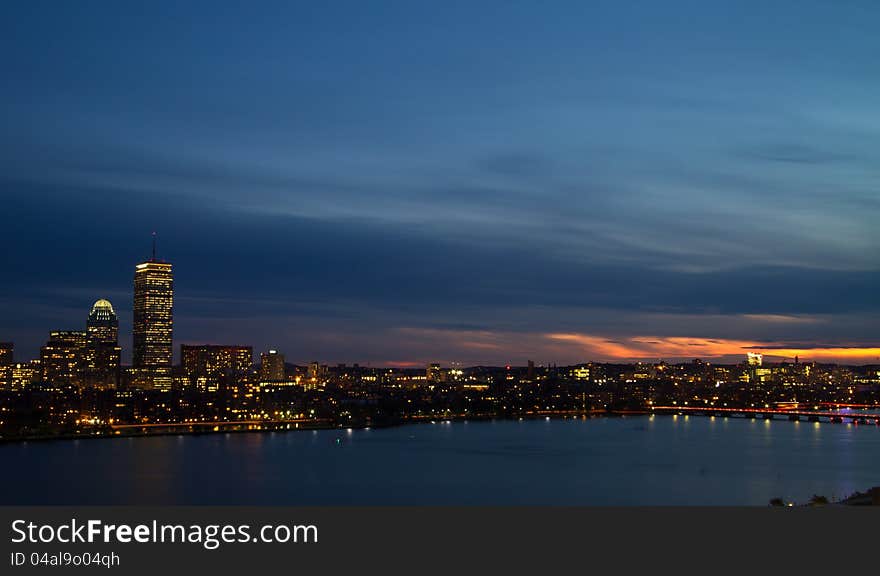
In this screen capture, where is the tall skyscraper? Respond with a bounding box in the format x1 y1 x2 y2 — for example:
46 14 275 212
132 247 173 390
82 299 121 389
87 299 119 343
260 349 286 382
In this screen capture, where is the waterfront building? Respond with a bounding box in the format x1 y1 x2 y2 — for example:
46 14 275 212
304 362 327 391
260 349 286 382
0 342 11 389
181 344 253 392
746 352 768 385
40 331 86 387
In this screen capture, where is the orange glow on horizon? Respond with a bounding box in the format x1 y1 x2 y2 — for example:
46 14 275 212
380 361 424 368
546 333 880 363
387 326 880 365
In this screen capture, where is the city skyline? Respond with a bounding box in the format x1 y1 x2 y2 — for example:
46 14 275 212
2 2 880 366
2 243 880 368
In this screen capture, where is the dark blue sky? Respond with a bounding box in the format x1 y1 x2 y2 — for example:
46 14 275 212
2 1 880 365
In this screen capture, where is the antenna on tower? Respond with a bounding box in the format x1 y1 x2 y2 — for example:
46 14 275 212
152 231 157 261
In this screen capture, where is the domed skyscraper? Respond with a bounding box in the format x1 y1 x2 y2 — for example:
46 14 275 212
83 298 121 389
87 299 119 343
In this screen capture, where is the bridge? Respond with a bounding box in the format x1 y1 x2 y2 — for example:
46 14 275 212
651 405 880 424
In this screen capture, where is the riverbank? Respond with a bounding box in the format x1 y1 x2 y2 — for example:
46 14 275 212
6 405 876 445
0 409 646 444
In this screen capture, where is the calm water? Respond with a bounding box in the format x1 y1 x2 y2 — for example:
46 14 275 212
3 415 879 505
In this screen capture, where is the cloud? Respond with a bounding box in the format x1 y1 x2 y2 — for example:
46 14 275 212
740 314 820 324
737 143 854 165
547 333 880 363
3 0 880 364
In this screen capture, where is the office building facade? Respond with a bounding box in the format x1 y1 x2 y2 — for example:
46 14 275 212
132 260 173 389
181 344 253 392
82 299 121 389
40 331 86 387
260 350 286 382
0 342 12 389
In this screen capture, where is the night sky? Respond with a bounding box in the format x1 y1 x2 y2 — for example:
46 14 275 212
2 1 879 366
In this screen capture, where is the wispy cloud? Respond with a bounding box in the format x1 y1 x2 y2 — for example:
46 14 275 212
546 333 880 363
740 314 820 324
3 1 880 363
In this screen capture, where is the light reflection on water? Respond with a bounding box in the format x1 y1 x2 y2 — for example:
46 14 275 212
3 416 879 505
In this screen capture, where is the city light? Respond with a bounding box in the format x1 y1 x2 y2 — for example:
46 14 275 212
1 249 879 443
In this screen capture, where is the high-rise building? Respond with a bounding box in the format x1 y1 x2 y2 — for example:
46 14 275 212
260 349 286 382
0 342 12 366
0 342 12 389
181 345 252 392
40 331 86 387
87 299 119 343
746 352 765 385
132 256 173 390
571 365 591 381
82 299 121 390
426 363 442 383
307 361 327 382
11 360 40 390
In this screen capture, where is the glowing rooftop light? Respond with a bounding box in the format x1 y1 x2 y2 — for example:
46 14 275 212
91 299 115 315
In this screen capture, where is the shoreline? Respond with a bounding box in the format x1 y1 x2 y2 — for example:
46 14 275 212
0 410 643 445
6 406 876 445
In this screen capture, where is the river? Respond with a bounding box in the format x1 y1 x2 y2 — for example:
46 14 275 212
3 415 878 505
